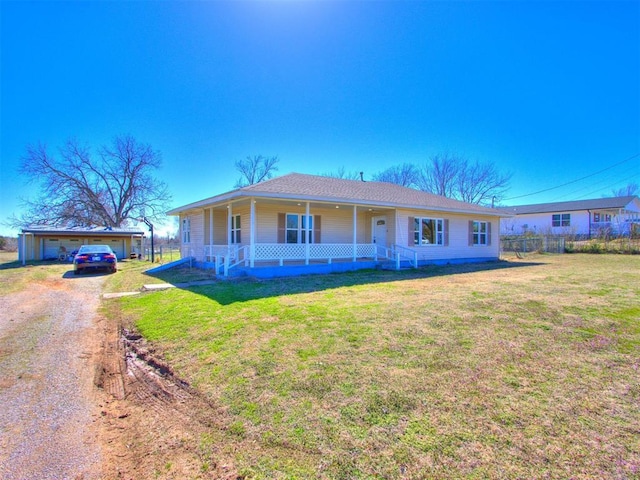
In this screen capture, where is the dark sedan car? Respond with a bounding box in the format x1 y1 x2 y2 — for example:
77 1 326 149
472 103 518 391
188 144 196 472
73 245 118 274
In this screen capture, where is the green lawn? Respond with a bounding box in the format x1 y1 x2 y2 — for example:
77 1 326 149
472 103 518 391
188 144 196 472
108 254 640 479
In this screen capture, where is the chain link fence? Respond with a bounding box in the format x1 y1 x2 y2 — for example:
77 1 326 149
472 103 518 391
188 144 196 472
142 245 181 263
501 235 566 255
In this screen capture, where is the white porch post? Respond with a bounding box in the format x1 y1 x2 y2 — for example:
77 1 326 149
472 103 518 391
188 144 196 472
209 207 214 260
353 205 357 262
305 202 310 265
250 198 256 268
227 203 233 249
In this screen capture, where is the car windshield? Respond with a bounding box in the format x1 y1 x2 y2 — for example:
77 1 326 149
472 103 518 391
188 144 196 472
77 245 113 254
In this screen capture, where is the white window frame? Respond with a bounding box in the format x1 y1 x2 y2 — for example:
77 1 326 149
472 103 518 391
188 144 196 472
231 214 241 244
285 213 314 244
413 217 444 246
182 217 191 244
472 220 488 246
552 213 571 227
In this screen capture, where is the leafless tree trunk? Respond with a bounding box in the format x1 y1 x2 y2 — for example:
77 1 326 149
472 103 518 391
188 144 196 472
417 153 464 198
372 163 420 187
234 155 279 188
611 183 639 197
372 154 511 206
12 135 170 228
455 160 511 205
419 154 511 206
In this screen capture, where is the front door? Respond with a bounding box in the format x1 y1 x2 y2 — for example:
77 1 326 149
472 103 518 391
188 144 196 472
372 216 388 246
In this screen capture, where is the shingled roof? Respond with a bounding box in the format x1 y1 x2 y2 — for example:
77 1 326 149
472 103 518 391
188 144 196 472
168 173 503 216
500 196 639 215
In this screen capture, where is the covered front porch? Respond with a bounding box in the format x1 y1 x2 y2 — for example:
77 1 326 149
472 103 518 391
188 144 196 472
199 242 419 277
179 197 418 277
591 206 640 237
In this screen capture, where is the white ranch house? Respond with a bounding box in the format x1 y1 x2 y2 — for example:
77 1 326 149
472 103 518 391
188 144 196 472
500 196 640 238
168 173 507 278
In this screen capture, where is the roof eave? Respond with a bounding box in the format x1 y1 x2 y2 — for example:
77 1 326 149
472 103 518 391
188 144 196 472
168 191 509 217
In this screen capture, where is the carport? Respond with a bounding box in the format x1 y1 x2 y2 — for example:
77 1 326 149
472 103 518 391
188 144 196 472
18 226 145 264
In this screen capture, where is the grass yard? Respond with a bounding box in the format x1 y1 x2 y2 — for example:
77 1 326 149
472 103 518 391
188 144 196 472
108 254 640 479
103 257 214 294
0 251 72 295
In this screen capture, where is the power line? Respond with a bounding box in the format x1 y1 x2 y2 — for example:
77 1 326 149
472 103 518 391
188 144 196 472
552 165 640 201
571 173 640 201
504 153 639 202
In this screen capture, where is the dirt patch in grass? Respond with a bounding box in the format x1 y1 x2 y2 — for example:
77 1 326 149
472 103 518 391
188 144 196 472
96 308 240 479
103 254 640 479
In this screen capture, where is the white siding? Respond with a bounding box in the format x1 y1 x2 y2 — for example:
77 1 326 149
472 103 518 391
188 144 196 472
178 200 500 263
254 204 370 244
181 212 205 259
396 209 500 261
500 211 588 236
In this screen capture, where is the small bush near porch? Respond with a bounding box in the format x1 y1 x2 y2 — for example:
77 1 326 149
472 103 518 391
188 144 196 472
111 254 640 479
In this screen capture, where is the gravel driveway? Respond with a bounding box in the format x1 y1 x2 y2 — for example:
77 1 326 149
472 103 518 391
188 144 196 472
0 269 106 479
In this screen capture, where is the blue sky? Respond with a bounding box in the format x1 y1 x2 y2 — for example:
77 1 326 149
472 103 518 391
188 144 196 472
1 0 638 236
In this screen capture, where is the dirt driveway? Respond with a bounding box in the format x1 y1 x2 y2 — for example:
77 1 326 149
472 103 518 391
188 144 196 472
0 261 237 480
0 269 105 479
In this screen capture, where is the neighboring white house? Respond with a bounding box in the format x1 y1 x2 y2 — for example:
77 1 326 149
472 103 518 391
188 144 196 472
18 225 145 263
167 173 508 278
500 196 640 238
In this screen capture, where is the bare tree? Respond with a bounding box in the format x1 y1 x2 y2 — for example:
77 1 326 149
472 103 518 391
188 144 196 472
322 167 362 180
11 135 171 228
372 163 420 187
455 160 512 205
611 183 639 197
417 153 464 198
234 155 279 188
418 154 511 206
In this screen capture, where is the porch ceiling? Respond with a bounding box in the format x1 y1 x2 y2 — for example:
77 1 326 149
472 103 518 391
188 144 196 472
190 197 396 214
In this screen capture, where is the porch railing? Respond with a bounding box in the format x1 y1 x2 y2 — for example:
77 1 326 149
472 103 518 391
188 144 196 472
204 244 239 262
202 243 414 276
253 243 386 266
390 244 419 269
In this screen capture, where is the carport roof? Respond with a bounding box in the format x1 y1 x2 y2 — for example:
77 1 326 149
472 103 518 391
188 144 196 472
21 225 145 235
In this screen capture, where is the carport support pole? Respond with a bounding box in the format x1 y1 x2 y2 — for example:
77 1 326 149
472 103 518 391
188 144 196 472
142 217 155 263
22 232 26 266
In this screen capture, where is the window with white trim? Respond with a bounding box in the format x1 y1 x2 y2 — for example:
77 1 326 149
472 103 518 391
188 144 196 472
286 214 313 244
413 217 444 245
231 215 241 244
182 218 191 243
472 221 488 245
552 213 570 227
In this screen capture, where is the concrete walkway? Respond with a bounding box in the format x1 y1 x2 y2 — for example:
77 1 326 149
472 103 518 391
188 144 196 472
102 280 217 299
